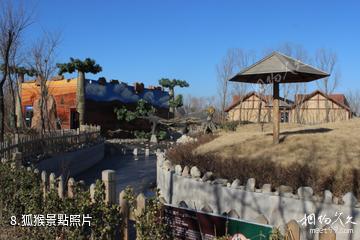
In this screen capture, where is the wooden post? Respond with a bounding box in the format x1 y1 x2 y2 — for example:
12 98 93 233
286 220 300 240
58 175 64 199
68 177 75 198
319 227 336 240
273 82 280 144
101 170 116 204
119 190 129 240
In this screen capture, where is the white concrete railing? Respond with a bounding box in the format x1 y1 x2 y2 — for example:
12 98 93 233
156 151 360 240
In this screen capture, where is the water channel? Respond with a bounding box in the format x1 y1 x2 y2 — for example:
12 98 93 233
75 144 157 198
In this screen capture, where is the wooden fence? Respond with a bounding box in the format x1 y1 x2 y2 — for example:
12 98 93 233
0 125 102 162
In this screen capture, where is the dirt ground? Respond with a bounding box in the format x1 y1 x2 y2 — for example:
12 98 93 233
168 118 360 199
196 118 360 172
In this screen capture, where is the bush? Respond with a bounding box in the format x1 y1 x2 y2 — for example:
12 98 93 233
166 134 360 200
124 187 171 240
0 163 122 239
134 130 152 140
219 121 239 131
133 130 168 141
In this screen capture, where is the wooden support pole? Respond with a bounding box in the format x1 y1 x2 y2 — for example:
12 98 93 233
273 82 280 144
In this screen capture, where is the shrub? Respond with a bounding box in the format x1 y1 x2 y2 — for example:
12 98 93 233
0 163 122 239
219 121 239 131
124 187 171 240
166 134 360 200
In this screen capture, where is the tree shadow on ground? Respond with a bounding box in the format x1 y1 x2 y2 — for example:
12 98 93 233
265 127 333 143
277 127 332 136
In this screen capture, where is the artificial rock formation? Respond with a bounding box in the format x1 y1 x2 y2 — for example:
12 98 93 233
31 95 58 130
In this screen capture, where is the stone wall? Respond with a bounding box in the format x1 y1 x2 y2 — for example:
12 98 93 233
157 152 360 240
36 142 105 177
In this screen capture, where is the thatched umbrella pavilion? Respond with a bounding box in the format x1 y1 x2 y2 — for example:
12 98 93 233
229 52 329 144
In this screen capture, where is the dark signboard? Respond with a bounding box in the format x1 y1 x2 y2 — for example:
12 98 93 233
164 204 273 240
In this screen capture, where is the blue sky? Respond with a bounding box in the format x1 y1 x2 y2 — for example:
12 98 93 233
21 0 360 98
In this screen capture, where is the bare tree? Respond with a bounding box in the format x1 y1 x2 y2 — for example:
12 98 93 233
216 50 233 121
183 94 206 114
230 49 255 97
277 43 310 124
278 43 309 101
0 1 31 140
28 32 60 132
292 82 307 123
346 89 360 116
254 82 273 132
216 48 254 122
315 48 340 122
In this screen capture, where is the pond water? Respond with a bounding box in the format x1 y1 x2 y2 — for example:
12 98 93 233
75 147 157 198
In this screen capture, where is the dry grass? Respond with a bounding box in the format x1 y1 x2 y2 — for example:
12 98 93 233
168 118 360 199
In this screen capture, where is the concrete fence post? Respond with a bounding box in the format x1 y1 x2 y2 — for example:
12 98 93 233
58 175 64 199
136 193 146 217
49 172 56 190
119 190 129 240
76 128 81 144
135 193 146 239
101 170 116 204
68 177 76 198
286 220 300 240
319 226 336 240
90 183 96 203
41 170 48 199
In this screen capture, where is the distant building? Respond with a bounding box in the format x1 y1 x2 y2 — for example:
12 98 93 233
20 77 170 131
225 90 352 124
290 90 352 124
225 92 293 123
